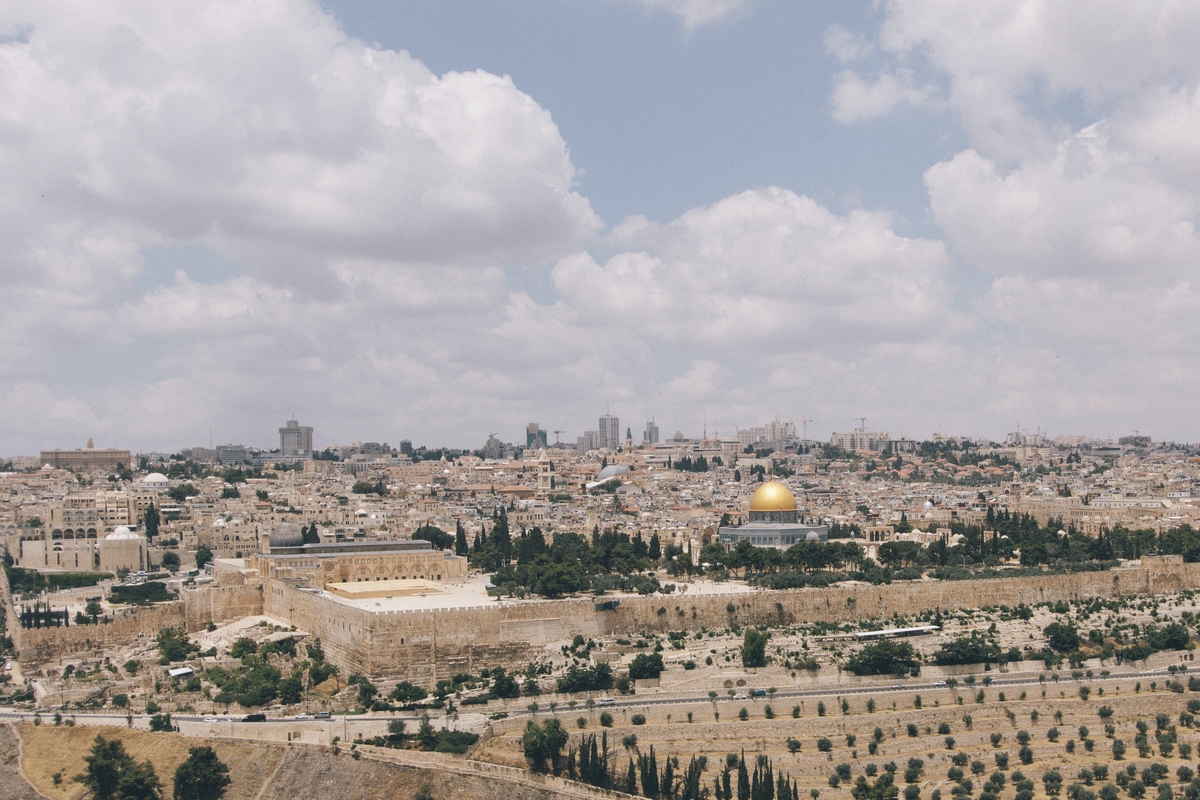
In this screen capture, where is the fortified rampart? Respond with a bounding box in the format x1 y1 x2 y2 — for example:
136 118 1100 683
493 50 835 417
8 578 263 668
266 556 1198 685
8 556 1195 676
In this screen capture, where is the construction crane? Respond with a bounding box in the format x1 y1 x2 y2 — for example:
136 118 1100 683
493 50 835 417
857 417 867 431
800 417 811 442
553 430 564 445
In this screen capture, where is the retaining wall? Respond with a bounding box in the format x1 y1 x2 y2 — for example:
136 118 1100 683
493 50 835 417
269 556 1200 684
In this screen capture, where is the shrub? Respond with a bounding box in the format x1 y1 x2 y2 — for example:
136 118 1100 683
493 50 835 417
817 738 833 752
599 712 613 727
631 714 645 725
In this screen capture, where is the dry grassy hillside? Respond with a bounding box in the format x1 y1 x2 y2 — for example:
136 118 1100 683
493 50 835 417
5 724 568 800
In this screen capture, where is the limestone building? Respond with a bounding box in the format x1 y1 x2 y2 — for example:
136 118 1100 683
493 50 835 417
717 480 827 549
40 438 131 471
247 523 467 590
14 525 147 573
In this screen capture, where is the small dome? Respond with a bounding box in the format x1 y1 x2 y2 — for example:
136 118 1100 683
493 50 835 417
597 464 630 480
923 500 934 509
749 481 797 512
143 473 169 485
106 526 139 540
270 523 304 548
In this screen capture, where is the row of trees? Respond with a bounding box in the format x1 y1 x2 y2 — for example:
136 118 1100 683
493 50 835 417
77 735 229 800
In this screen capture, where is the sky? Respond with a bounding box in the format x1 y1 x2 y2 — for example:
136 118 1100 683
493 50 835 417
1 0 1199 454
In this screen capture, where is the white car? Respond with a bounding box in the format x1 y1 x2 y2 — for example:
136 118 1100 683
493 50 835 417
933 681 947 687
733 693 749 700
892 683 905 689
597 698 616 707
294 713 308 720
203 718 217 723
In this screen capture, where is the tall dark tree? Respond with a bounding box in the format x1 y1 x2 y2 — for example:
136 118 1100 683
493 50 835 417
173 746 231 800
301 523 320 545
76 736 161 800
455 520 468 556
143 505 160 541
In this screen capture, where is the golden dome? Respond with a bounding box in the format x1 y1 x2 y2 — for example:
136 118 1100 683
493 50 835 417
748 480 797 513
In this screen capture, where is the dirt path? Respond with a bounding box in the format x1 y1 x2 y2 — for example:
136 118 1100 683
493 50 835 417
0 725 48 800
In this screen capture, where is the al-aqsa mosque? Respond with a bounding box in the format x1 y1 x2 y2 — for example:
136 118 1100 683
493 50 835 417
717 480 827 550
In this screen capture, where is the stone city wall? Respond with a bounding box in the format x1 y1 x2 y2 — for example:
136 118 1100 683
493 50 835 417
12 601 187 667
268 556 1199 685
10 556 1195 675
7 580 262 667
181 583 264 630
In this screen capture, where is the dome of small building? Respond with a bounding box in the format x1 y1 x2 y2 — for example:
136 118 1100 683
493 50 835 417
597 464 630 481
143 473 169 485
749 481 797 513
271 523 304 548
106 526 139 540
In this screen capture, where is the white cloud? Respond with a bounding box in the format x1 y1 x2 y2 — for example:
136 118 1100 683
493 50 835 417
830 69 939 124
858 1 1200 160
823 24 874 64
620 0 751 31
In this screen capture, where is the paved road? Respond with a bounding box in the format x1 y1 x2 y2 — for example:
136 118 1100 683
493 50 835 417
0 663 1186 729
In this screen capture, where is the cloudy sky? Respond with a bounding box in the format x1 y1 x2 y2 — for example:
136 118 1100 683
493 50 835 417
2 0 1199 454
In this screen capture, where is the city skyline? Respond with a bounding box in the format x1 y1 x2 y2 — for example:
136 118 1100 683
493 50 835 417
2 2 1199 453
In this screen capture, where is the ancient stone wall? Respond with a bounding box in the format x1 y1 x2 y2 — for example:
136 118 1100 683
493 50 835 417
181 583 264 629
270 556 1200 685
12 602 187 667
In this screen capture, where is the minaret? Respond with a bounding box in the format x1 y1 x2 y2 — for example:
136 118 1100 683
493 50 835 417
625 428 634 451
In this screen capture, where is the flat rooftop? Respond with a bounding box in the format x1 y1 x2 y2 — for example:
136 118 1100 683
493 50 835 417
316 574 756 613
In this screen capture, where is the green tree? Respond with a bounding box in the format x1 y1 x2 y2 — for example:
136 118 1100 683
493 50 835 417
143 505 160 541
389 681 429 703
455 521 468 556
194 545 213 571
161 552 180 572
156 628 197 662
77 736 161 800
742 628 770 668
933 632 1002 666
172 747 230 800
846 641 921 676
629 653 665 680
523 718 570 774
117 759 162 800
77 735 133 800
1044 622 1080 653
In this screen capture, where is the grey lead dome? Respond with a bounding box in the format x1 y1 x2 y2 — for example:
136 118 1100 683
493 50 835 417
271 522 304 548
